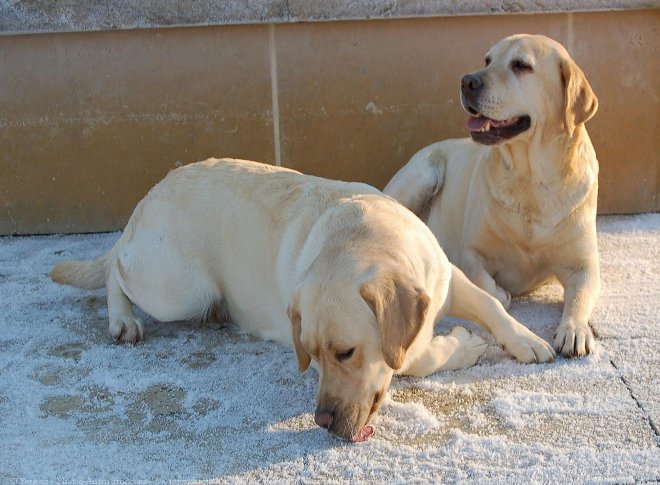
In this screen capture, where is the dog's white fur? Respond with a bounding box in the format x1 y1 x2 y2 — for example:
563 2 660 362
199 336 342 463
51 159 553 441
385 34 600 357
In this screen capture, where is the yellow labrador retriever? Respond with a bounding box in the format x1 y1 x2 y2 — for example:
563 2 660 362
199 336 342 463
51 158 553 442
385 34 599 357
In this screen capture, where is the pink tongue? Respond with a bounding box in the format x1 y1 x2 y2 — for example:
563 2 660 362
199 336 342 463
351 425 375 443
467 116 490 131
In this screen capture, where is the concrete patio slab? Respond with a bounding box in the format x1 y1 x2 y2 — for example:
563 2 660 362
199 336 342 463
0 214 658 483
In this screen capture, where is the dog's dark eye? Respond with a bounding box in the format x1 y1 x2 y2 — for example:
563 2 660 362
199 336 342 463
511 59 533 73
485 57 491 67
336 348 355 362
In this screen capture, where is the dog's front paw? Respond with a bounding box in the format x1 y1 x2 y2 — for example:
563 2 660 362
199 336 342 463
109 316 144 344
502 327 555 364
554 320 595 357
441 327 488 370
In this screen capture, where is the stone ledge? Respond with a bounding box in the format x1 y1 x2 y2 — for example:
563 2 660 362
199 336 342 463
0 0 656 35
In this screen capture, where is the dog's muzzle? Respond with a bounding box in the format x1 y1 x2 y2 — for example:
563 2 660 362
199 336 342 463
460 73 531 145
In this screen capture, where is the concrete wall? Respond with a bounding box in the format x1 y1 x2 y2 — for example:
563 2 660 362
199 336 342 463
0 5 658 234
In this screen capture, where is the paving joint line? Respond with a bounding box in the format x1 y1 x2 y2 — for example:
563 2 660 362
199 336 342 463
609 358 660 447
597 335 658 341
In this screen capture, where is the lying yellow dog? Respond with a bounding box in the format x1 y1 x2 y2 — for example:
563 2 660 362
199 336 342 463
52 159 553 442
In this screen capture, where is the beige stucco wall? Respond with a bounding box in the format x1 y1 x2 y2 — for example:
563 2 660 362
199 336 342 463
0 8 658 234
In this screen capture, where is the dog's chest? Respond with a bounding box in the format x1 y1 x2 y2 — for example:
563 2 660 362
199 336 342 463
485 152 596 241
476 201 562 291
478 229 554 293
489 185 564 242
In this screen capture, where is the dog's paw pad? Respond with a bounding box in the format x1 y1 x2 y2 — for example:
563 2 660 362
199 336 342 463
109 316 144 344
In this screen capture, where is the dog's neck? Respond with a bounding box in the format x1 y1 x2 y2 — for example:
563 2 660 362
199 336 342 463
484 124 598 229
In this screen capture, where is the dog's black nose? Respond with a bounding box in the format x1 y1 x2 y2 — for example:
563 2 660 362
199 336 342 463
461 74 483 94
314 409 334 429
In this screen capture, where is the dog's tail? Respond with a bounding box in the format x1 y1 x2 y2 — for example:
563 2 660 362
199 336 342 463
51 257 106 290
51 191 148 291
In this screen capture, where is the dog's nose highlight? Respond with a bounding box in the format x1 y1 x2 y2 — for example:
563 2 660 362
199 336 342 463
314 409 334 429
461 74 483 93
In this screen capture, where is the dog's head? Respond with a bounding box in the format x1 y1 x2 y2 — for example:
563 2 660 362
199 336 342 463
288 263 429 442
460 34 598 145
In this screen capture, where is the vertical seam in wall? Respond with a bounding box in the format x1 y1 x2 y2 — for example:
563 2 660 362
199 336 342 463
567 12 575 56
269 23 282 167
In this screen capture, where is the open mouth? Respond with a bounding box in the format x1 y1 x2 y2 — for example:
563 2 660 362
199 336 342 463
467 114 531 145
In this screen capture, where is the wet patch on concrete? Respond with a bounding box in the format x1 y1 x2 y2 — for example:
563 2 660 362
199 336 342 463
30 365 67 386
30 364 91 387
47 342 89 361
183 351 217 369
192 398 222 416
40 395 84 418
78 386 115 413
392 386 488 416
382 385 492 446
139 384 186 417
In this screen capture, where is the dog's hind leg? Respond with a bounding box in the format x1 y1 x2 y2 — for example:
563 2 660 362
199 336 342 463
106 264 144 344
447 265 554 364
383 144 445 221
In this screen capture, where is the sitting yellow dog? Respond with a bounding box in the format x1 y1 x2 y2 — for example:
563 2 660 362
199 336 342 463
386 34 600 357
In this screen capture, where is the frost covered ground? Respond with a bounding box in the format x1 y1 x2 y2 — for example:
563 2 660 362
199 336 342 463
1 214 659 484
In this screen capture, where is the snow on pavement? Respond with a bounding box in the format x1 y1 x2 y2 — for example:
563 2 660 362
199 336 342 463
0 214 658 484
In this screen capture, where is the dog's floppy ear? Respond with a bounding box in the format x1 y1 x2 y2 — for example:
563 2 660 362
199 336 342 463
287 293 311 372
360 273 430 370
560 56 598 135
